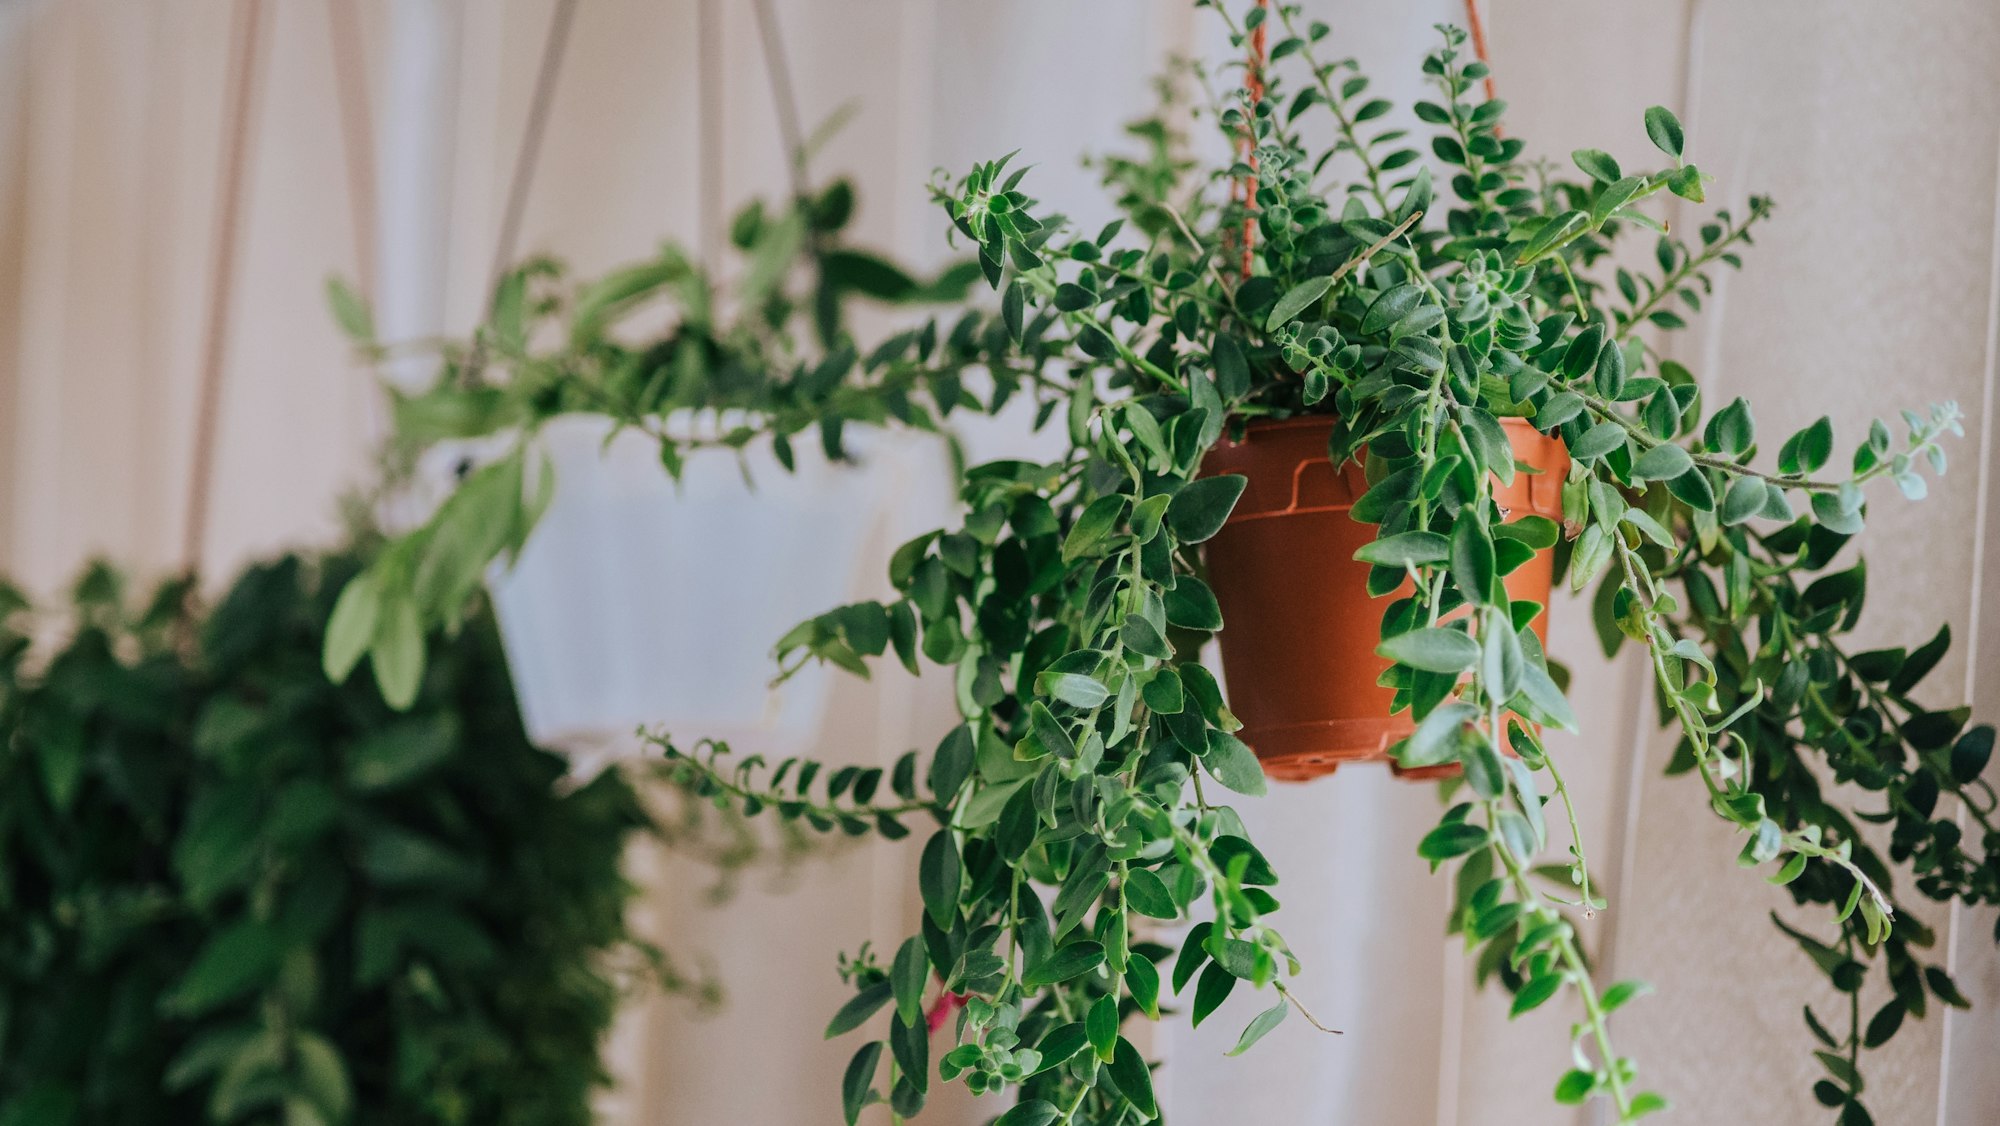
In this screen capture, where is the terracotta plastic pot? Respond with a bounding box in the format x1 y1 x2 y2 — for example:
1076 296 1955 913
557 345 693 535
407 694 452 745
1201 416 1568 783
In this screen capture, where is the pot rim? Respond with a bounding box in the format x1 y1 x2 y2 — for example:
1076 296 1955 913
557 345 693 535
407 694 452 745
1226 412 1546 438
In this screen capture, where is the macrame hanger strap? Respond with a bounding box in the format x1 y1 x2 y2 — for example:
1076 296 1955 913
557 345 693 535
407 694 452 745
182 0 271 577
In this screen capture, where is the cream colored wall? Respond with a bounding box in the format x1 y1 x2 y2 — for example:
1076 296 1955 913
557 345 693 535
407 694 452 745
0 2 1995 1124
0 0 377 592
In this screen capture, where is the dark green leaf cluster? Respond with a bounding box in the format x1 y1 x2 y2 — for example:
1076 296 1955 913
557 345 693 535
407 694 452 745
0 554 650 1125
1630 513 1994 1118
757 412 1311 1123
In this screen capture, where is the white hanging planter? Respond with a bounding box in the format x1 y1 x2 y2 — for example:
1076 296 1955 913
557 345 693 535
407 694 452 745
468 414 935 778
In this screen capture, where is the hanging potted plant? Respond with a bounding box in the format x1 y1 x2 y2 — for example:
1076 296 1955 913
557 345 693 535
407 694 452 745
324 182 1008 769
338 3 1997 1122
1199 394 1569 781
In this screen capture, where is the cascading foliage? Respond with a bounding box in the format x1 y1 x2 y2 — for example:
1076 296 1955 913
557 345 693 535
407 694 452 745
336 5 1996 1124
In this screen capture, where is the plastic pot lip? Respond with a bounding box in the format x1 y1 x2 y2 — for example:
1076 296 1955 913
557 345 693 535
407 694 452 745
1223 411 1548 440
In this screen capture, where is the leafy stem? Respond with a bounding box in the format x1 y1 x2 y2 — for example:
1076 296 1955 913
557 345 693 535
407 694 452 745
1276 7 1394 215
1614 199 1771 340
653 738 938 824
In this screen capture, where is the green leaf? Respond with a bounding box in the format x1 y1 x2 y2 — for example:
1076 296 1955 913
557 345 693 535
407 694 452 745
1267 275 1334 330
1515 210 1586 265
1927 966 1972 1009
1570 422 1627 462
1600 980 1652 1013
1378 627 1479 674
1227 999 1289 1056
164 921 283 1017
1572 148 1621 184
1203 731 1268 796
1816 1050 1863 1094
1495 515 1560 551
322 572 380 682
994 1101 1059 1126
1131 493 1171 542
1644 105 1684 158
1128 956 1162 1018
1481 615 1525 711
1120 614 1173 660
1175 923 1213 993
1450 516 1497 605
1778 416 1833 475
841 1042 882 1126
1087 994 1121 1062
1397 163 1433 222
1002 281 1026 341
1768 852 1810 886
1591 175 1647 225
1168 476 1248 543
1054 283 1095 312
1418 821 1490 862
326 276 374 340
1064 494 1127 562
1518 653 1579 732
1023 941 1106 988
1404 702 1479 768
1164 576 1224 631
1630 443 1694 481
1705 396 1756 454
1553 1069 1598 1105
1510 973 1563 1017
1594 337 1628 398
824 249 917 300
1192 961 1236 1027
892 937 928 1026
1029 1025 1089 1076
928 724 976 798
1123 868 1179 920
1104 1037 1159 1118
1039 672 1110 709
1952 726 1993 784
919 830 961 929
1630 1092 1671 1118
1362 284 1424 334
1812 491 1863 535
1496 808 1541 860
1032 700 1080 764
890 1012 929 1096
1862 1001 1905 1048
826 981 894 1038
294 1033 352 1122
1354 531 1450 567
1213 336 1250 397
1667 164 1705 202
1142 668 1186 714
1536 391 1586 429
1719 476 1766 525
346 713 460 791
369 594 425 710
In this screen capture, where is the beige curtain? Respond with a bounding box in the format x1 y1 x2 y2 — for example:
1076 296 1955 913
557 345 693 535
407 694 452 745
1 2 1995 1124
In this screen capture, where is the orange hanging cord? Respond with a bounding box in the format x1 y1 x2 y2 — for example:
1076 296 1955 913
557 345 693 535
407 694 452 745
1235 0 1270 282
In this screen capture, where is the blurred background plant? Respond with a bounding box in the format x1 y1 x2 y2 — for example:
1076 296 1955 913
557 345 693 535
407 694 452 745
0 549 652 1126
